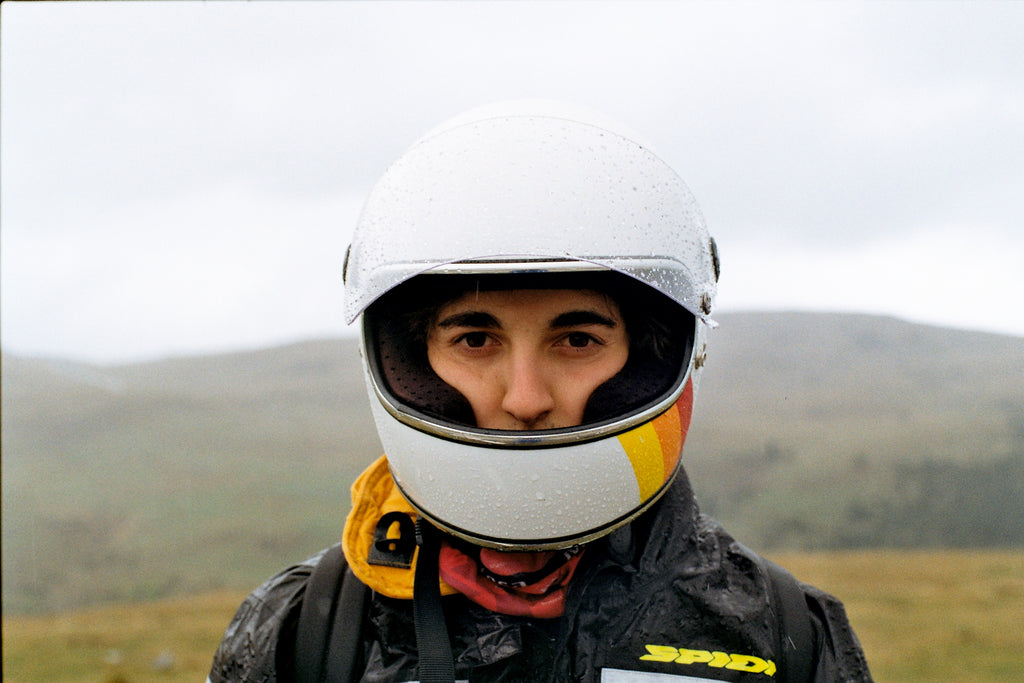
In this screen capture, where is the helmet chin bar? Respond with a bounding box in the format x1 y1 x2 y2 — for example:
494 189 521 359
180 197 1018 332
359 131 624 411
367 379 696 550
399 467 681 551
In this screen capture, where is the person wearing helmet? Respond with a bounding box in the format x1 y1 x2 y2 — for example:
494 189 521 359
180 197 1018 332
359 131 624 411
209 102 872 682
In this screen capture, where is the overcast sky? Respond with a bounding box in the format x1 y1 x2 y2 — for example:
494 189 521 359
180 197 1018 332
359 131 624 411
2 1 1022 365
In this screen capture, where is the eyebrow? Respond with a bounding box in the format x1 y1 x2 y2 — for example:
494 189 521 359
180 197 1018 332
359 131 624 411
435 309 618 330
435 311 500 329
550 310 619 329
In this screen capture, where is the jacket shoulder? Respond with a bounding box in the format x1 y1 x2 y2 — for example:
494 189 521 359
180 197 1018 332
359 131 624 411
208 549 326 683
799 582 873 682
689 515 873 681
719 529 873 682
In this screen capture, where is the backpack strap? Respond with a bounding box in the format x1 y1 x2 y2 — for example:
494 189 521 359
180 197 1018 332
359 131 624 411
761 557 817 683
294 543 369 683
412 519 456 683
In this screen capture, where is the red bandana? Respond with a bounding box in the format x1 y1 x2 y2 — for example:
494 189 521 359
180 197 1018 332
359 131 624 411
438 541 585 618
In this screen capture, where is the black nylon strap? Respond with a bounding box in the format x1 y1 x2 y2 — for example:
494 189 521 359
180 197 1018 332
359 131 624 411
413 520 456 683
763 557 816 683
294 543 367 683
324 566 368 681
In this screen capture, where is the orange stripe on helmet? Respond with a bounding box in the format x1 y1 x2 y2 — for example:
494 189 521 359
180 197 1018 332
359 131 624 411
652 378 694 480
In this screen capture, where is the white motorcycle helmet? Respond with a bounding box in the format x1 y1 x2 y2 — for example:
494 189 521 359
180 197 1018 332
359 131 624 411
345 101 719 551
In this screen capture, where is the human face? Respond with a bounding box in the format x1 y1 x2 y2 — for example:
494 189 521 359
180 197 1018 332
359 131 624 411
426 289 629 430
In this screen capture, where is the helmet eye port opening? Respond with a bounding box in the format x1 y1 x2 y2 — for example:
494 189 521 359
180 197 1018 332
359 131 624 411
362 270 697 449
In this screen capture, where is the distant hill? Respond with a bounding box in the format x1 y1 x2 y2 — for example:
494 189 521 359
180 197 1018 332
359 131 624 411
3 313 1022 614
684 312 1024 550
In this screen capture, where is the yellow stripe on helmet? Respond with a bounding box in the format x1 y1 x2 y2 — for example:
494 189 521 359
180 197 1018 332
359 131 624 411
617 421 665 500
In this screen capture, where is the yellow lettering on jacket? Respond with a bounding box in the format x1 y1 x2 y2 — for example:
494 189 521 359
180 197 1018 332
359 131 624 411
640 644 777 678
672 648 714 665
639 644 681 663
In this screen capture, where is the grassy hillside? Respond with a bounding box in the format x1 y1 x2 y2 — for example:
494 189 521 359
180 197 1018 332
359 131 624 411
3 550 1022 682
3 312 1022 615
685 313 1024 549
2 340 382 615
691 312 1023 464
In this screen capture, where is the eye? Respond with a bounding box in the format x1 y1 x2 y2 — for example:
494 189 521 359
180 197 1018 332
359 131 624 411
458 331 490 348
566 332 597 348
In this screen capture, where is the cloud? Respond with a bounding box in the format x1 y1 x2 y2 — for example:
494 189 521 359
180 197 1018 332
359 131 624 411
719 223 1024 337
2 1 1022 363
2 185 366 363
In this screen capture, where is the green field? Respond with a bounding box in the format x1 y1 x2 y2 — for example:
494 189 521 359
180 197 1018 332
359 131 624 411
3 550 1022 682
771 550 1024 682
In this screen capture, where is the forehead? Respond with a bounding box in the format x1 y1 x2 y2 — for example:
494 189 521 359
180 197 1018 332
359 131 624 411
436 288 621 317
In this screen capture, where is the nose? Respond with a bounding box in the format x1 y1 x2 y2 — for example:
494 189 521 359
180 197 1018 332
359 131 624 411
500 352 556 429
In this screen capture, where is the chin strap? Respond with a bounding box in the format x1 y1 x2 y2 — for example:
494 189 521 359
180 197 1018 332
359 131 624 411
414 519 456 683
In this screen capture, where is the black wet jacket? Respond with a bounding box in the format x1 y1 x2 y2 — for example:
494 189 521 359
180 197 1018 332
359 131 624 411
209 472 872 682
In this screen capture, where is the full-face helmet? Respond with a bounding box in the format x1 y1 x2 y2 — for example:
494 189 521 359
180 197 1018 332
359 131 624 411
345 101 719 550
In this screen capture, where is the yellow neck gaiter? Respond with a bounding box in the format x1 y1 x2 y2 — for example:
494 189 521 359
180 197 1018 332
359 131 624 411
341 455 457 599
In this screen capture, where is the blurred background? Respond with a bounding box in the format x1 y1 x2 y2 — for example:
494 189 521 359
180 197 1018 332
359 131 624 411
2 2 1022 681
